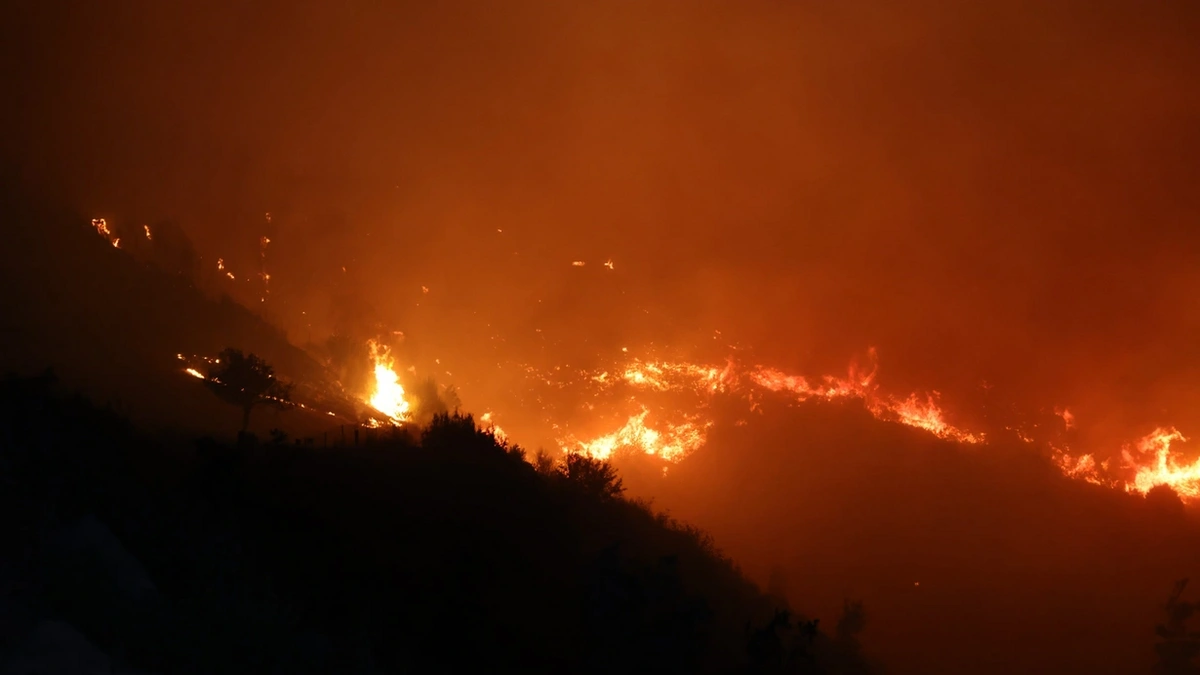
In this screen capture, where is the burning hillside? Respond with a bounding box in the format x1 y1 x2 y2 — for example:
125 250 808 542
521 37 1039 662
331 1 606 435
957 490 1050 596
508 346 1200 502
83 214 1200 504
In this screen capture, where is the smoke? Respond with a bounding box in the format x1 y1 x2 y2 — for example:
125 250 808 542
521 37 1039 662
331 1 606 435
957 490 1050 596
4 2 1200 672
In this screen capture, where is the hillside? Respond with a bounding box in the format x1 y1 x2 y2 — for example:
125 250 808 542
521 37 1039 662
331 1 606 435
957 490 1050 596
0 200 354 437
640 398 1200 675
0 374 876 674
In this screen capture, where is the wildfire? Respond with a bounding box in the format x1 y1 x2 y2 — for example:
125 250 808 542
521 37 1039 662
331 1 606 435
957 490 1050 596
367 339 411 424
100 212 1200 504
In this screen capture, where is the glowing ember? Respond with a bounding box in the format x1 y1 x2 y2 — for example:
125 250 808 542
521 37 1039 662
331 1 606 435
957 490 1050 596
259 236 271 302
184 368 205 379
143 224 152 240
367 339 410 424
571 261 586 267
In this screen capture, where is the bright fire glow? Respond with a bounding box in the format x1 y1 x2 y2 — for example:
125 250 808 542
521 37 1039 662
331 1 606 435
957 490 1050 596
367 339 410 424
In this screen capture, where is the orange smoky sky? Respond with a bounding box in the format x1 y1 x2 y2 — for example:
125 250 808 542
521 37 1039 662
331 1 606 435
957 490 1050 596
4 0 1200 443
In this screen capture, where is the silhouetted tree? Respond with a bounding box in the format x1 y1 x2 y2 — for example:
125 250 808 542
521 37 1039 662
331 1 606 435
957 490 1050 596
746 609 820 674
558 453 625 498
835 600 866 645
534 449 557 476
204 348 292 432
1155 579 1200 674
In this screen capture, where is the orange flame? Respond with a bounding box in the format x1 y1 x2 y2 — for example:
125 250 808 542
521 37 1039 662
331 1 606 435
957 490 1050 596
367 339 410 424
1126 428 1199 498
559 408 711 462
480 412 509 442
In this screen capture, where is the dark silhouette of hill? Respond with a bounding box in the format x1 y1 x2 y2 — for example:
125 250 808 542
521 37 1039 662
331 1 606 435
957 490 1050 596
0 373 876 674
0 199 351 436
627 396 1200 675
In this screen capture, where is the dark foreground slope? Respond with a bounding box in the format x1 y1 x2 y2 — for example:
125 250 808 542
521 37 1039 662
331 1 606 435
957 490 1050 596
0 200 351 437
0 375 875 674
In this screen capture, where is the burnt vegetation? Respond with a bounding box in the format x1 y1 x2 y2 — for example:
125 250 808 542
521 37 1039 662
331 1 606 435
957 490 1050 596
0 373 876 674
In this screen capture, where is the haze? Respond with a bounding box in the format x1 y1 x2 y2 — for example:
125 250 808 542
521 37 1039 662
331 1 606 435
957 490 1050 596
4 1 1200 672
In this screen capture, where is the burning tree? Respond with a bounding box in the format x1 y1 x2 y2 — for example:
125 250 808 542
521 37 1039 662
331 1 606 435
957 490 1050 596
204 348 292 432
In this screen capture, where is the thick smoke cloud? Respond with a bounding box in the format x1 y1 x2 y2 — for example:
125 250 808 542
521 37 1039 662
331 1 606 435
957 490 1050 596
6 2 1198 434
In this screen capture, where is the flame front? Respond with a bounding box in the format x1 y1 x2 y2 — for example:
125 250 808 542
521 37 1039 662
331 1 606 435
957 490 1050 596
540 348 1200 501
367 339 410 424
548 348 981 464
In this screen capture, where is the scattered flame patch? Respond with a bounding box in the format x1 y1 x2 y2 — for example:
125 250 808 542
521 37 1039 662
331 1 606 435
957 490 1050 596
90 218 121 248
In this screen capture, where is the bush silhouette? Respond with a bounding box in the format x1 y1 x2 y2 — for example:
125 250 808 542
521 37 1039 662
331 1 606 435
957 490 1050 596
558 452 626 498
